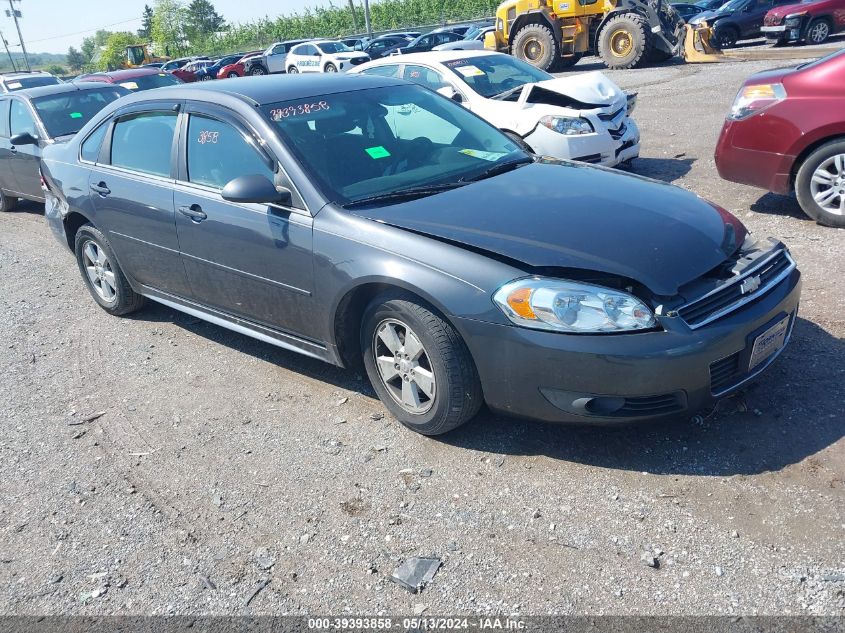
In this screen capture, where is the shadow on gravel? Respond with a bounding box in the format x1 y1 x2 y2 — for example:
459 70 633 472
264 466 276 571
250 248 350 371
129 300 843 477
558 56 688 74
630 157 695 183
443 317 845 477
750 191 809 221
8 199 44 215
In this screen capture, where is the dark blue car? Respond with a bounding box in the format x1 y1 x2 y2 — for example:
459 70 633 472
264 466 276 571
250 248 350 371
40 76 800 435
194 54 245 81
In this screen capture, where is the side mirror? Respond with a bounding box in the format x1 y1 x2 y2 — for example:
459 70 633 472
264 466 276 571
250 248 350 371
10 131 38 146
221 174 292 206
451 92 465 104
436 86 464 103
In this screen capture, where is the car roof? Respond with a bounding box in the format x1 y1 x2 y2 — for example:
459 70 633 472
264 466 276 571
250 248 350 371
84 67 166 81
113 74 405 108
11 81 120 99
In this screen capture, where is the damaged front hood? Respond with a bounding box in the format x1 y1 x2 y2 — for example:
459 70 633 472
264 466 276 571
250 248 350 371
351 161 744 297
516 72 625 110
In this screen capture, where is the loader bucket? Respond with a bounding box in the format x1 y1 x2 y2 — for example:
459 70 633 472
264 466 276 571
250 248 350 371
682 23 725 62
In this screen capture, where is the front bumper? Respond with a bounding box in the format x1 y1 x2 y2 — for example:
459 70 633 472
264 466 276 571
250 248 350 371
524 117 640 168
715 120 794 194
456 266 801 424
761 25 801 41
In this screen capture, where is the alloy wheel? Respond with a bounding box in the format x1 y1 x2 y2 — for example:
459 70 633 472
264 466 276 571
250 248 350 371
810 153 845 216
372 319 436 415
808 21 829 44
81 240 117 302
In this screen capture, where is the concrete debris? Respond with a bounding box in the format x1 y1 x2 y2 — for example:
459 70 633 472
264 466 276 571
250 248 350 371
390 556 441 593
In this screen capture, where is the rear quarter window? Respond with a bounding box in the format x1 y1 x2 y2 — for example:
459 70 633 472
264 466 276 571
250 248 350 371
80 122 108 163
0 99 9 137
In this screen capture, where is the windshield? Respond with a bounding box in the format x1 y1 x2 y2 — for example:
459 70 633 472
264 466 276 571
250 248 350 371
5 76 60 91
263 84 527 206
317 42 352 54
717 0 745 10
443 55 552 98
32 88 125 137
118 72 181 91
463 26 482 40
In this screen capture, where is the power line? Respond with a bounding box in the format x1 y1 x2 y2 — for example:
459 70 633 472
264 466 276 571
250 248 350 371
21 16 141 45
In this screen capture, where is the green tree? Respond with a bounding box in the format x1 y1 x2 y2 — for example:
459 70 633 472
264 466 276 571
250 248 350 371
138 4 155 39
152 0 187 56
80 29 112 68
66 46 86 71
45 64 67 76
185 0 225 42
98 32 142 71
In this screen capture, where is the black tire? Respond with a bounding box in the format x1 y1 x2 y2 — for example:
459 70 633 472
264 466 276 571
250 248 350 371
200 74 213 81
549 52 584 71
250 66 267 76
504 130 534 153
324 63 338 73
511 23 560 72
0 189 17 212
795 139 845 228
226 71 239 78
712 24 739 49
805 18 831 45
361 292 482 436
287 66 298 74
598 14 652 69
74 224 145 316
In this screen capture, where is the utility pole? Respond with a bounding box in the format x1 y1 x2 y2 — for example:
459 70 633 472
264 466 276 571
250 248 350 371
0 29 16 71
7 0 29 71
362 0 372 38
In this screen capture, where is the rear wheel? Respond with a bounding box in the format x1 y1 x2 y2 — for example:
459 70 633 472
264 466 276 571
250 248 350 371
250 66 267 76
805 18 831 44
324 63 338 73
200 74 213 81
511 23 560 72
598 14 651 69
795 139 845 228
712 24 739 49
0 189 17 212
74 224 145 315
361 293 482 436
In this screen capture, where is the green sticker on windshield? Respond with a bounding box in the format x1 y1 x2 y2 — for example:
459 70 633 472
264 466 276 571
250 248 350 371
69 112 83 119
365 145 391 159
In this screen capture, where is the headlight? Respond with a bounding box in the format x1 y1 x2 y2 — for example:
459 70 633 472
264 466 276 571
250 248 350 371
727 83 786 120
539 115 594 135
493 278 656 333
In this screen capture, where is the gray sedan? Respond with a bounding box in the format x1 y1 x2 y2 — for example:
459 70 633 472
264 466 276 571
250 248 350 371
41 75 800 435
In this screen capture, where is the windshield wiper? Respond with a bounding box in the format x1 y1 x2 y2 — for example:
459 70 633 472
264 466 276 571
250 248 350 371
342 182 465 208
492 85 525 100
459 157 534 184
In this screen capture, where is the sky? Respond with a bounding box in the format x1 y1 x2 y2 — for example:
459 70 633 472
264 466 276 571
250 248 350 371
1 0 333 55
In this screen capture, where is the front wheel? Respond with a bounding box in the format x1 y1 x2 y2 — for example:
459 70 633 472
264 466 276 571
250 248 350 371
805 18 831 45
74 224 145 315
200 74 213 81
795 139 845 228
712 24 739 49
0 189 17 212
361 293 482 435
324 63 338 73
598 14 651 69
227 71 239 78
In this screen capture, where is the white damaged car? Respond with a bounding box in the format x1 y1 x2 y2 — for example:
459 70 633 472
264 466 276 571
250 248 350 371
350 50 639 167
286 40 370 74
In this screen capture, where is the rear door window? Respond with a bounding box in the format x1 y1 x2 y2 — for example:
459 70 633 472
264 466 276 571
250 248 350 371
110 111 177 177
186 114 273 189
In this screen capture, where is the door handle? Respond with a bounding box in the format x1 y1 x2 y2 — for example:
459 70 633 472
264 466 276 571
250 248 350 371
9 146 16 154
178 204 207 222
89 182 110 196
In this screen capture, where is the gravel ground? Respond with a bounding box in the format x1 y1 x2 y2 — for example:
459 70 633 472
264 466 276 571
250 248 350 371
1 44 844 617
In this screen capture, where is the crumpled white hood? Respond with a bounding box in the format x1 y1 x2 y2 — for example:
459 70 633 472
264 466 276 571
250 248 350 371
517 71 625 108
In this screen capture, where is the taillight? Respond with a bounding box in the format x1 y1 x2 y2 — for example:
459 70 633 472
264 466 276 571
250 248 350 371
728 83 787 120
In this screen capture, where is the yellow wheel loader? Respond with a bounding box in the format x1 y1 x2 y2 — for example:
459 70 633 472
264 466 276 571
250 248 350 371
123 44 170 69
486 0 690 70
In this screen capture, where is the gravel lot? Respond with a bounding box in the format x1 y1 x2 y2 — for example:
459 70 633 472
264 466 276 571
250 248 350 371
1 44 844 617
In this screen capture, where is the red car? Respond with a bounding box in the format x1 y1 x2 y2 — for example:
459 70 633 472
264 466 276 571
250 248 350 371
216 50 263 79
75 67 183 91
715 49 845 227
761 0 845 45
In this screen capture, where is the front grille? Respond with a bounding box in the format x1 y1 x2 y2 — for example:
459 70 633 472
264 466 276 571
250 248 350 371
677 249 795 329
764 13 782 25
598 106 625 122
609 122 627 140
350 57 368 65
618 393 685 416
572 153 602 163
709 352 742 394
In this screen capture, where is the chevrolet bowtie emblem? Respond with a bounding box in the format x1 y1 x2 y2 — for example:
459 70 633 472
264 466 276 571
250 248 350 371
740 275 762 295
